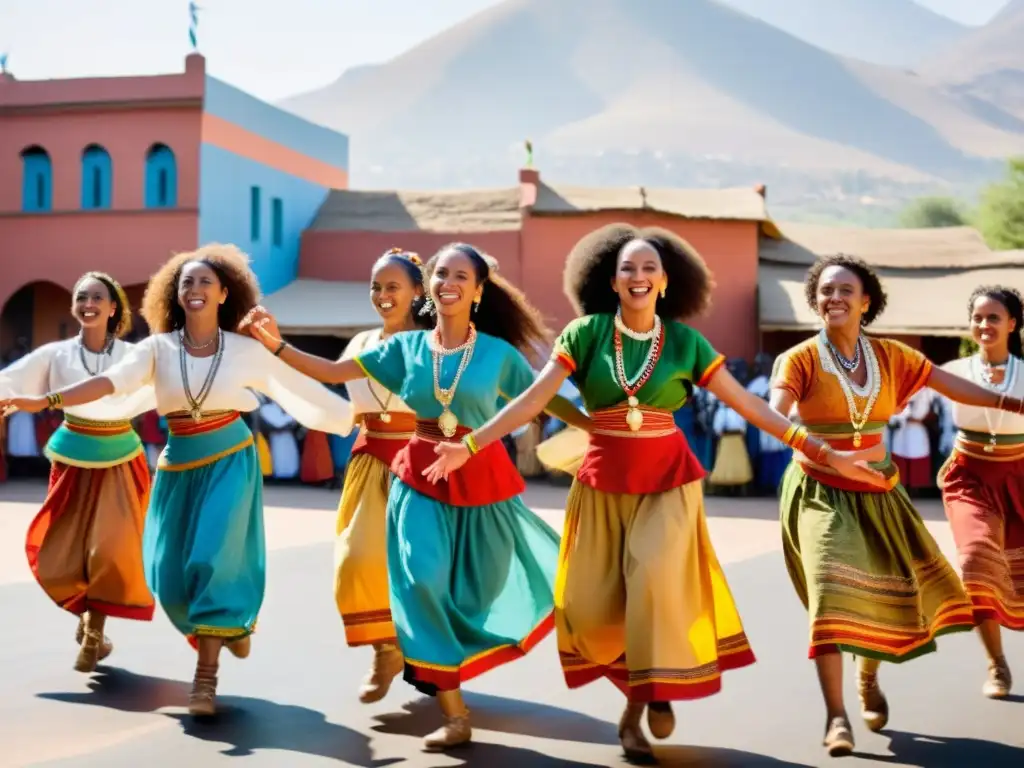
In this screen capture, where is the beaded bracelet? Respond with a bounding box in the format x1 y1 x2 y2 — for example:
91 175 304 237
46 392 63 410
462 433 480 455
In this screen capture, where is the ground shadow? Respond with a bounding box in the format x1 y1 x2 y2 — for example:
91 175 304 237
653 745 812 767
853 730 1024 767
37 667 399 767
371 691 619 744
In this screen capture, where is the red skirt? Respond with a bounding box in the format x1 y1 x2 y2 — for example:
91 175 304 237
892 455 933 489
939 451 1024 629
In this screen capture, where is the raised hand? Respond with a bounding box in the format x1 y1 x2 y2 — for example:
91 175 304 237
238 306 282 349
0 395 49 416
421 441 472 484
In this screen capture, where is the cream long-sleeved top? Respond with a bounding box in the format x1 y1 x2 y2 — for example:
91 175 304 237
941 354 1024 435
0 337 156 421
102 331 354 436
340 329 415 419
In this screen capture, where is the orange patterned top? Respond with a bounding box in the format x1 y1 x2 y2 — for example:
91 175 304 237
771 333 933 491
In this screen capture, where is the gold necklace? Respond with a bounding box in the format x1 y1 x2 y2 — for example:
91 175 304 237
431 324 476 438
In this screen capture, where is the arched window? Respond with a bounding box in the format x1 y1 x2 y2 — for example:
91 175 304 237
145 144 177 208
81 144 113 209
20 146 52 212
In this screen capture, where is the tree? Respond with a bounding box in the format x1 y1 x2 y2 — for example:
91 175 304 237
976 156 1024 250
899 196 968 228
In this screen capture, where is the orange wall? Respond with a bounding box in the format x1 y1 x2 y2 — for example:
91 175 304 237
0 106 202 213
520 214 762 359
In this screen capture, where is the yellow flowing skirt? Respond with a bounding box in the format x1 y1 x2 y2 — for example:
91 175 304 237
709 433 753 486
555 479 755 702
334 452 396 646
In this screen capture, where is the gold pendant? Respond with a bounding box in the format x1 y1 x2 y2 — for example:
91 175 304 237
852 431 861 448
380 412 392 423
190 406 202 422
985 437 996 453
627 395 639 408
438 408 458 438
625 407 644 432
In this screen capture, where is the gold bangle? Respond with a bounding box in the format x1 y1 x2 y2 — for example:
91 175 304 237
46 392 63 410
463 433 480 455
782 424 799 446
790 426 809 453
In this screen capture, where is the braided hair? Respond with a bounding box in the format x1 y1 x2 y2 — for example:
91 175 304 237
968 285 1024 358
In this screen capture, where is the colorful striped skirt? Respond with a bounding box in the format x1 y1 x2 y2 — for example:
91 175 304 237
26 416 153 620
940 431 1024 630
333 413 413 647
780 461 974 662
145 411 263 646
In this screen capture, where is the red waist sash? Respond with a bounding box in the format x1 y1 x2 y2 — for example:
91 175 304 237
577 406 705 495
391 420 525 507
795 426 897 493
351 412 416 466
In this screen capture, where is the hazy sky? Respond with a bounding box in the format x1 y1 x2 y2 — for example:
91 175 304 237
0 0 1011 103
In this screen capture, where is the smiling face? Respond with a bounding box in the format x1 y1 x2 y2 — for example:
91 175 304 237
371 260 421 323
970 294 1014 353
177 261 227 322
816 265 869 330
72 277 116 332
429 249 481 319
611 239 666 314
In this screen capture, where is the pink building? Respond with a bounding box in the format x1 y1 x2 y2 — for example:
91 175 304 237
0 54 349 357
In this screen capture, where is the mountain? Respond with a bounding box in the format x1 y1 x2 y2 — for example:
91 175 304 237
281 0 1024 200
921 0 1024 117
715 0 966 66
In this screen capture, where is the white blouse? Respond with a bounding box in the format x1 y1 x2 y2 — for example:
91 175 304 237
340 329 414 418
0 337 156 421
941 355 1024 435
103 331 353 436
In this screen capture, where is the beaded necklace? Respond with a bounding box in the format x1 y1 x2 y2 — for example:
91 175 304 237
613 309 664 432
816 330 880 448
971 353 1018 452
179 329 225 422
430 324 477 438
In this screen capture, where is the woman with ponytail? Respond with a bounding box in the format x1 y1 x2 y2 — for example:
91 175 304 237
332 248 431 704
240 243 588 750
0 272 156 672
938 285 1024 699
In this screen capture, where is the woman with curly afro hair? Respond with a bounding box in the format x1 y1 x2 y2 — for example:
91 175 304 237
0 245 354 717
770 256 1024 756
240 242 588 751
426 224 883 763
0 272 156 674
936 285 1024 701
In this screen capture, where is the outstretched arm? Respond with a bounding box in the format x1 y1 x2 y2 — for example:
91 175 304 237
927 366 1024 411
243 310 366 385
0 376 115 415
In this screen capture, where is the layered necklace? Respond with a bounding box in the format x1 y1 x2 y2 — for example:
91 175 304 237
431 323 477 438
368 329 394 422
179 328 225 422
971 353 1018 452
816 330 880 448
613 309 664 432
77 333 115 376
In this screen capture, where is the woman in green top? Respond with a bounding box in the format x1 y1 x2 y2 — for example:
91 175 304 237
426 223 883 762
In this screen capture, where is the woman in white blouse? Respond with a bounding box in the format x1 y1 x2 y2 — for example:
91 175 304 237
333 248 432 704
0 245 354 717
0 272 155 674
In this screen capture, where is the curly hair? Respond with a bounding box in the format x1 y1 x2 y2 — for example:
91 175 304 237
72 271 133 338
563 224 714 322
803 254 888 327
424 243 551 366
372 247 434 329
140 243 262 334
968 284 1024 358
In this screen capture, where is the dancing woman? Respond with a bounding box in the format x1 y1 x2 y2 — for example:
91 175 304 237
334 248 432 703
0 272 155 672
242 242 588 750
770 256 1024 756
425 225 884 762
0 245 353 716
938 286 1024 699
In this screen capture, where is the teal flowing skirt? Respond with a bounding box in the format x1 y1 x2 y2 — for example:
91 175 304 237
387 477 559 694
144 442 264 643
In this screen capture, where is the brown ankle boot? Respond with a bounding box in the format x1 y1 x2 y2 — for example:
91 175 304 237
646 701 675 740
858 671 889 732
983 656 1012 699
74 627 113 673
188 663 219 717
358 644 404 704
619 703 654 763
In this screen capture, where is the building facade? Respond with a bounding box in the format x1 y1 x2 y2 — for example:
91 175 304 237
0 54 348 356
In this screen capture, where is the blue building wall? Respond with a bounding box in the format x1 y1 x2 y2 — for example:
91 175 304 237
197 144 331 295
203 77 349 172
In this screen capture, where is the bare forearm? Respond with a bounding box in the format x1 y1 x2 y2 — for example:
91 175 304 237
473 364 569 447
54 376 115 407
542 395 590 431
278 344 361 385
928 367 1015 409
